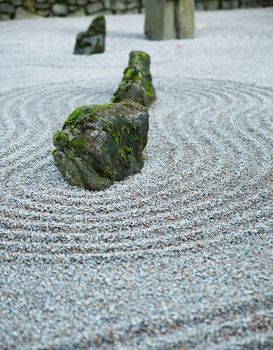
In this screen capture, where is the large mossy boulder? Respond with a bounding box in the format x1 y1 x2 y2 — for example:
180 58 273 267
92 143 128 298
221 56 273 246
112 51 156 107
52 101 149 191
74 15 106 55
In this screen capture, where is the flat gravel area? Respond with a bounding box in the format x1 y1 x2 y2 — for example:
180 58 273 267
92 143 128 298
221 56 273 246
0 9 273 350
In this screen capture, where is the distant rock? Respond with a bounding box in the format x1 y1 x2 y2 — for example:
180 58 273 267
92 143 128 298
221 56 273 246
52 4 68 16
74 15 106 55
68 8 85 17
52 101 149 191
85 2 104 14
0 2 15 14
112 51 156 107
15 7 41 19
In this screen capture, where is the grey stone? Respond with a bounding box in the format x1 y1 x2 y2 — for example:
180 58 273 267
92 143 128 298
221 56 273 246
112 51 156 108
111 0 126 10
195 1 204 9
10 0 23 6
35 3 50 10
145 0 175 40
145 0 195 40
68 7 85 16
52 3 68 16
203 0 219 9
0 2 15 14
74 15 106 55
52 101 149 191
176 0 195 38
76 0 87 5
36 10 50 16
104 0 111 8
222 0 238 8
243 0 258 6
127 2 138 10
15 6 41 18
68 4 78 11
85 2 103 14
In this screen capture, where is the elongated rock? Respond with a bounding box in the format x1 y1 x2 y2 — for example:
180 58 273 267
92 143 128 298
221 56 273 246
52 101 149 191
112 51 156 107
145 0 195 40
74 15 106 55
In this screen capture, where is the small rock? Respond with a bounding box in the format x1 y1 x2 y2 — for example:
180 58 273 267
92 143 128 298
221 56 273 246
112 51 156 107
68 7 85 16
10 0 23 6
222 0 238 8
52 3 68 16
85 2 104 14
111 0 126 11
74 15 106 55
52 101 149 191
15 6 41 19
35 2 50 10
0 2 15 14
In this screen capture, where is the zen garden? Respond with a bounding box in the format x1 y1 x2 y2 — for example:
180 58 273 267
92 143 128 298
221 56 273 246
0 0 272 349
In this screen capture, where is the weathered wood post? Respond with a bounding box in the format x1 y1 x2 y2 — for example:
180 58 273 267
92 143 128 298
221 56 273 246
145 0 195 40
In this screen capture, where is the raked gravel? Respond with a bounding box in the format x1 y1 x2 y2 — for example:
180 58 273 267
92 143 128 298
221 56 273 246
0 9 273 350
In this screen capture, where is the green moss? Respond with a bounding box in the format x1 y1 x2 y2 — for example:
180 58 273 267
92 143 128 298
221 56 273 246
65 106 86 126
95 15 105 21
144 82 155 97
54 131 69 142
134 51 148 60
124 146 133 154
100 143 108 153
111 95 119 103
132 134 140 142
118 148 127 161
91 103 114 116
53 131 70 149
70 137 86 149
112 131 121 144
124 67 142 81
130 51 150 68
112 51 156 107
102 116 122 145
65 105 108 127
51 148 57 156
88 15 106 35
118 146 133 161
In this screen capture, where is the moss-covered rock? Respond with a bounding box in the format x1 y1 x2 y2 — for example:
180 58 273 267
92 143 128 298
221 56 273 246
52 101 149 191
112 51 156 107
74 15 106 55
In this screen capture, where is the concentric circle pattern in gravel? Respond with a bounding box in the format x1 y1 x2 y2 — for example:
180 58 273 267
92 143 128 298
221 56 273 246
0 9 273 350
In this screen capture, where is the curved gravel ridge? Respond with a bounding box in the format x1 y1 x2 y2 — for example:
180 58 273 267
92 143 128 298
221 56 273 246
1 78 272 261
1 9 273 350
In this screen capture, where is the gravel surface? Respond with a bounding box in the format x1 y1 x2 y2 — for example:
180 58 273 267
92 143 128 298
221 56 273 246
0 9 273 350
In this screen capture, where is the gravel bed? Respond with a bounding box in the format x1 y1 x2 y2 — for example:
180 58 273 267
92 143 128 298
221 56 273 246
0 9 273 350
